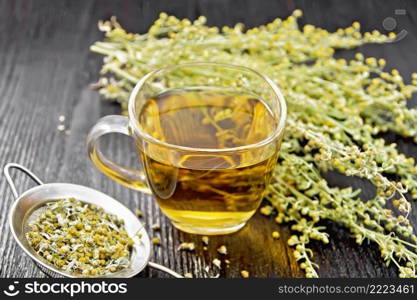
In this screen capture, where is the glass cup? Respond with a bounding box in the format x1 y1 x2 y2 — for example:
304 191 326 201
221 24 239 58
87 62 286 235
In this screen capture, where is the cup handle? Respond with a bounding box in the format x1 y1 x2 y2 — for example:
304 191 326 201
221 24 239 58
87 115 151 194
4 163 44 199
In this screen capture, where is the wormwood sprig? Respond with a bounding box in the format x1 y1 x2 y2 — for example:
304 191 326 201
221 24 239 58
90 10 417 277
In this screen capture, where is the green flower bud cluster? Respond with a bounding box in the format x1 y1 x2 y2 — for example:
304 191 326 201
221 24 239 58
91 10 417 277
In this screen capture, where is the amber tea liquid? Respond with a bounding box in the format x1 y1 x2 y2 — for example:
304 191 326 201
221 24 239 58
137 88 280 234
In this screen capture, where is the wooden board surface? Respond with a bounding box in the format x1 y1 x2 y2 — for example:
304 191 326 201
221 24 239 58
0 0 416 278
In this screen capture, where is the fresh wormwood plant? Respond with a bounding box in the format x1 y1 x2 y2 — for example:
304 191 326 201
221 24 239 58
90 10 417 278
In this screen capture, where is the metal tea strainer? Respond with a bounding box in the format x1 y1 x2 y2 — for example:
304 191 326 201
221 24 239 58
4 163 183 278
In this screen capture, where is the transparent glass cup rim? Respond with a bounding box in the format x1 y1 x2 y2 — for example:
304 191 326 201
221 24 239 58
128 62 287 154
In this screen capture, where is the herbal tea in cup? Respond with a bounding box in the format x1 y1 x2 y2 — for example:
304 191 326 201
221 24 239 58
87 63 286 235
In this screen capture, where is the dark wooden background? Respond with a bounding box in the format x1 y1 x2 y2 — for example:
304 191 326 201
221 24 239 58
1 0 417 278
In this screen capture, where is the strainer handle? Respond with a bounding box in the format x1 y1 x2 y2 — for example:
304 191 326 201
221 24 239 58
3 163 44 199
